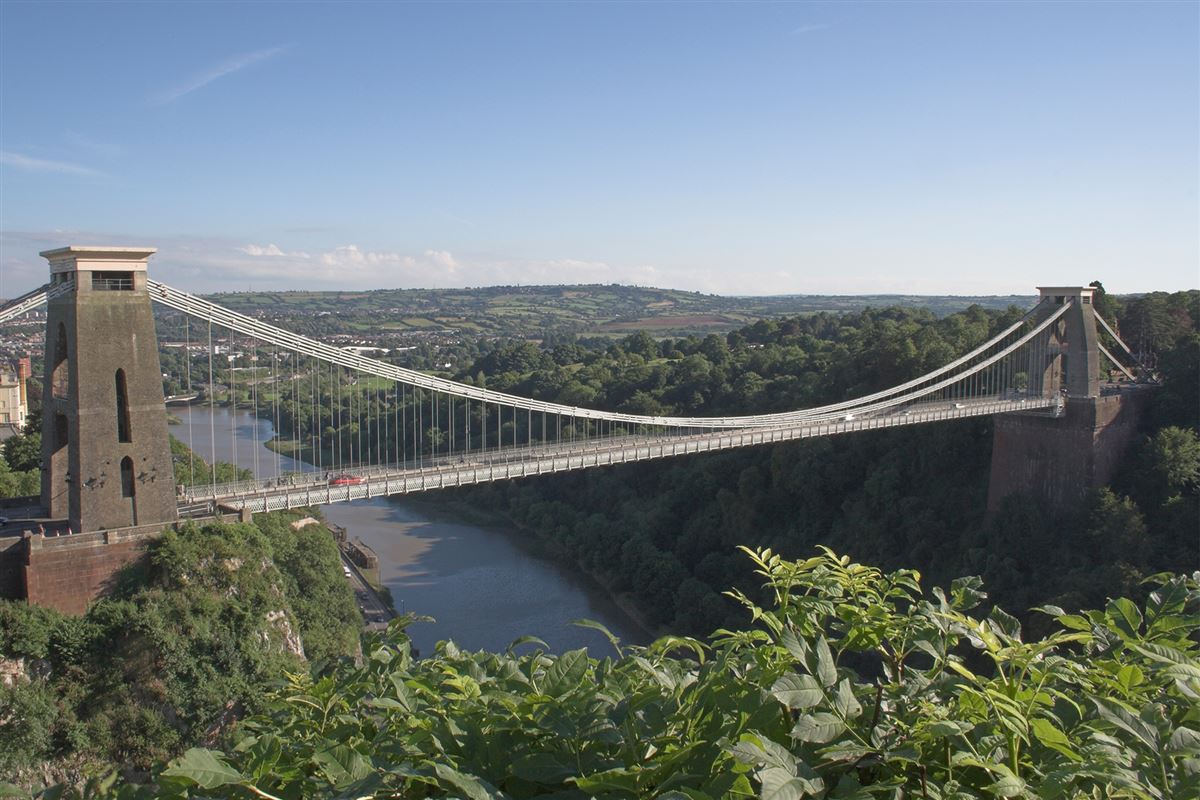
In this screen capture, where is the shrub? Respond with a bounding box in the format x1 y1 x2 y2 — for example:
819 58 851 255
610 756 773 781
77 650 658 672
138 548 1198 799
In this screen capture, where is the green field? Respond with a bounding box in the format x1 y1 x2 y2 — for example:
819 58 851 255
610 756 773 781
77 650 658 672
198 284 1035 340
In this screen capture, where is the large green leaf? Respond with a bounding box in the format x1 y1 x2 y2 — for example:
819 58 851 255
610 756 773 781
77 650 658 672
1106 597 1143 639
1168 726 1200 755
984 773 1026 798
160 748 245 789
1164 663 1200 681
926 720 974 738
1030 718 1080 761
780 628 810 663
543 648 590 697
242 734 283 780
833 680 862 720
771 674 824 710
312 744 373 789
759 767 814 800
791 713 846 744
388 671 417 710
814 637 836 688
432 763 502 800
1116 664 1145 692
727 734 796 771
1130 641 1196 666
1094 699 1160 750
572 618 623 656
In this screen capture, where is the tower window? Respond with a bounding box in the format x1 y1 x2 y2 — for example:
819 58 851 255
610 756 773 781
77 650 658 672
93 271 134 291
51 323 68 399
115 369 132 443
120 456 136 498
53 413 68 450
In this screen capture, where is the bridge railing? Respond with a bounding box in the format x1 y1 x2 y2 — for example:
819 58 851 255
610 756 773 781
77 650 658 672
193 395 1059 510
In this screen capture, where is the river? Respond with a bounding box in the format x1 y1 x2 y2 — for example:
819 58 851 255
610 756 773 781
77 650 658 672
170 405 648 655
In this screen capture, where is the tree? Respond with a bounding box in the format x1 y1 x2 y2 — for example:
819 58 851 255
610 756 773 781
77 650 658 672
1150 333 1200 430
623 330 658 360
1089 279 1121 323
1084 488 1149 568
1130 426 1200 507
3 431 40 472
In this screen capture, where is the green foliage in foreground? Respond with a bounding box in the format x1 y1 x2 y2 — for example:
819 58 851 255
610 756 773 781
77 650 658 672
33 548 1200 799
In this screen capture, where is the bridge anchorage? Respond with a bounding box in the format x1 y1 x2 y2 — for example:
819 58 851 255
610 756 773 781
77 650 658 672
0 246 1153 612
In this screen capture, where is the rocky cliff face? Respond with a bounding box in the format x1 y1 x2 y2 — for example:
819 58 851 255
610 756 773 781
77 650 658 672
0 655 50 687
264 609 306 659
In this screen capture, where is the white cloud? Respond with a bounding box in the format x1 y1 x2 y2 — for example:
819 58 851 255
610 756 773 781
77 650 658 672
153 45 290 104
424 249 458 270
0 230 843 297
240 243 287 257
199 242 678 292
316 244 412 268
0 151 101 177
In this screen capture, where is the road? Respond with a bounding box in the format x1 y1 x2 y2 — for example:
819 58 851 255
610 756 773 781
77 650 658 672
341 548 394 629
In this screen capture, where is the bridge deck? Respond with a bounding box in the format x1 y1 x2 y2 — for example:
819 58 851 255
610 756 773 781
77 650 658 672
182 396 1058 514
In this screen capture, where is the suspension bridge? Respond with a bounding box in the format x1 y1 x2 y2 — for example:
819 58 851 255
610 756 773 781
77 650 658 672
0 247 1149 535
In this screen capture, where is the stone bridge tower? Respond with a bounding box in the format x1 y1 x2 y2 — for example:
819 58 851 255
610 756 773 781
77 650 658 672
1025 286 1101 399
39 247 178 533
987 285 1148 513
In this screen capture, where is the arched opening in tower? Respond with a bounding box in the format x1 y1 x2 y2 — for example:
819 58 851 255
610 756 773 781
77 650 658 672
120 456 137 526
51 322 68 400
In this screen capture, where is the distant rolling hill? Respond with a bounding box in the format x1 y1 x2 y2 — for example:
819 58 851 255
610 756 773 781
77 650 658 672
201 284 1036 339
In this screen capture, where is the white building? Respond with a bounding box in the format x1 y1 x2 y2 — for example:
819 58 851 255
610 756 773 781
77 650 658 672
0 358 30 426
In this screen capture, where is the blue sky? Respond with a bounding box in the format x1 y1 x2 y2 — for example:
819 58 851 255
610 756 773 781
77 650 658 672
1 1 1196 296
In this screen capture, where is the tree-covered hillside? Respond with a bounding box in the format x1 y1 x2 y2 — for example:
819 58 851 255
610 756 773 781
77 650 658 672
0 514 360 786
438 290 1198 636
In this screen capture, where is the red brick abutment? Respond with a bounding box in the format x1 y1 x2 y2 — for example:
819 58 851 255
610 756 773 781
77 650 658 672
0 523 173 614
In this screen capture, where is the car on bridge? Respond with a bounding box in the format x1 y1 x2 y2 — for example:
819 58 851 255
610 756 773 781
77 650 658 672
329 474 365 486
